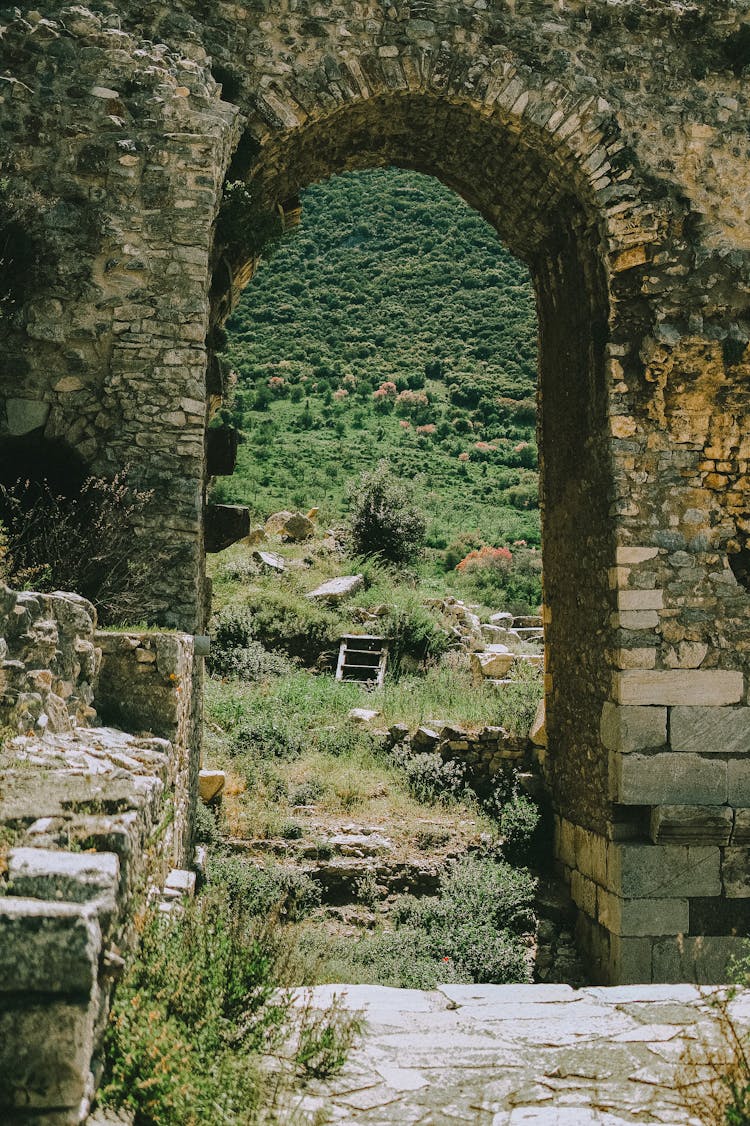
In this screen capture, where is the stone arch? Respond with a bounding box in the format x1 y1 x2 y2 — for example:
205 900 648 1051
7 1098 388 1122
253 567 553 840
204 61 693 980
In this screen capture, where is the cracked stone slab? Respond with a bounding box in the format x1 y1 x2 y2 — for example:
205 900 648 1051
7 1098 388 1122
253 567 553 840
281 984 744 1124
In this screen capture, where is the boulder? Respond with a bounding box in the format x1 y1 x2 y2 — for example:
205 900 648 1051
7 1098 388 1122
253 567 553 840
265 510 294 535
253 550 285 573
306 574 364 603
349 707 380 725
412 726 440 751
489 611 514 626
283 512 315 541
246 526 267 546
198 769 225 803
471 646 515 680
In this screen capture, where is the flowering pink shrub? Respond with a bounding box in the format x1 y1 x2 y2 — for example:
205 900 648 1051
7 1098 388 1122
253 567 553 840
268 376 285 390
399 419 411 429
333 388 348 400
458 452 470 463
456 545 513 573
343 374 357 387
514 441 529 453
474 441 492 453
416 424 436 435
373 381 397 399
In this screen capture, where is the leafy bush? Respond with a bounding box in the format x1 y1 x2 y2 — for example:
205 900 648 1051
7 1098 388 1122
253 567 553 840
390 745 468 805
208 854 321 921
498 794 542 867
393 855 536 983
240 589 342 664
0 471 177 626
347 461 426 565
230 715 305 761
208 603 293 682
453 543 542 613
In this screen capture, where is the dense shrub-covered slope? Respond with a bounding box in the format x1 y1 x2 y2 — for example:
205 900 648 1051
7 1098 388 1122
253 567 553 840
217 167 540 548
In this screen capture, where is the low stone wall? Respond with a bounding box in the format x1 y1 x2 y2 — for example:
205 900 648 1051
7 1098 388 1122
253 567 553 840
394 721 535 797
0 587 200 1124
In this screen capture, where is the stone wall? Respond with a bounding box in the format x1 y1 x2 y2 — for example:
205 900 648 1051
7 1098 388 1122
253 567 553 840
0 1 749 982
0 589 199 1123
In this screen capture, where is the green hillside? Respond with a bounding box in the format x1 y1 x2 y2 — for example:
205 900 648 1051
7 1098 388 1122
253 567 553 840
215 167 540 549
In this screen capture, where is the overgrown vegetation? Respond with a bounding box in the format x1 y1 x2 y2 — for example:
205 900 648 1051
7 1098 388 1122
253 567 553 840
213 167 540 561
0 471 176 625
100 885 360 1124
347 461 427 565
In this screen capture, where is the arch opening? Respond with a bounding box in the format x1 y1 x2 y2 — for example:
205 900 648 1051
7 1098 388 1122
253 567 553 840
209 88 620 979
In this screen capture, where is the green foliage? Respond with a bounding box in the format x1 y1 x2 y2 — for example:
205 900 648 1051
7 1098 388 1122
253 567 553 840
390 746 469 806
294 996 361 1079
393 855 536 983
215 181 284 262
497 794 542 867
207 854 321 921
100 890 287 1124
347 462 427 565
0 472 177 626
229 714 305 762
238 588 343 664
220 168 540 547
208 604 293 682
302 855 535 988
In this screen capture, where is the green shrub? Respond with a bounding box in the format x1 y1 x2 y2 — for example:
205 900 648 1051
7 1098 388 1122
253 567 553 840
347 461 426 565
393 855 536 983
390 746 468 805
100 889 288 1124
208 854 321 921
240 588 342 664
498 794 541 867
208 603 293 682
230 715 305 761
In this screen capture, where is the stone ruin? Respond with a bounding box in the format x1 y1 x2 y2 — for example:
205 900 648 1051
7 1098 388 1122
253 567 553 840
0 0 748 1019
0 585 200 1123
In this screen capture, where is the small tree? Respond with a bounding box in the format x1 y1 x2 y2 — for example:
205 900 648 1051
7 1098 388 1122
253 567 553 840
347 462 426 565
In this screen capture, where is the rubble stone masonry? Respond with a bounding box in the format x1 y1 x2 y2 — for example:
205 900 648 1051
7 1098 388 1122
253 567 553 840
1 0 749 997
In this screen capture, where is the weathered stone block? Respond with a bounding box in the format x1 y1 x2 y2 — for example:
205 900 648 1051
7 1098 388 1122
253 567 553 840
610 751 727 806
616 610 659 630
670 706 750 755
652 935 747 984
608 935 653 985
5 397 50 435
722 848 750 898
574 825 608 886
600 702 667 753
205 503 251 553
0 1001 95 1111
7 847 119 905
731 809 750 844
0 898 101 995
616 546 659 565
617 589 663 611
650 805 733 846
598 891 689 936
613 670 744 707
728 760 750 805
613 647 657 670
608 843 721 899
570 870 597 918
